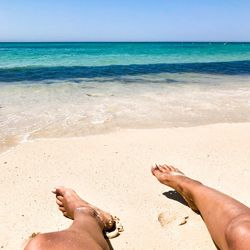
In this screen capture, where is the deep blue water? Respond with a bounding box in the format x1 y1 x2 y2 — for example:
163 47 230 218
0 42 250 83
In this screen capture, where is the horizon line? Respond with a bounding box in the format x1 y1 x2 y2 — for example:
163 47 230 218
1 41 250 43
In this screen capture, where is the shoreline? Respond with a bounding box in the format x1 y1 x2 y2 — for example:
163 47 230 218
1 122 250 249
1 121 250 156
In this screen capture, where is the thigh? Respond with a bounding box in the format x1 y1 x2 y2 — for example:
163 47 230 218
24 230 109 250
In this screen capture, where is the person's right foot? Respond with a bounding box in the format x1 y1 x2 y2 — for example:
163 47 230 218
52 187 115 231
151 164 200 212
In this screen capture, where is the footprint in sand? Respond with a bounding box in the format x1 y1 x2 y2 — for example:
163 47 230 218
158 212 189 227
158 212 177 227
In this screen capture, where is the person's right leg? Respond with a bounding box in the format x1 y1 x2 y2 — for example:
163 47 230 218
152 164 250 250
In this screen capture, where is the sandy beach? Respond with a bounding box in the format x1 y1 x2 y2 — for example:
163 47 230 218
1 2 250 249
1 123 250 250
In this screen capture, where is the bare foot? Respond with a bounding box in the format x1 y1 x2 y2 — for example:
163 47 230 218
52 187 114 231
151 164 200 212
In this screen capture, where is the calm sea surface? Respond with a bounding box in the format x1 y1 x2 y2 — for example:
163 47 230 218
1 42 250 151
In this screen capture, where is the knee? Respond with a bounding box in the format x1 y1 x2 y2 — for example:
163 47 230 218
24 234 48 250
225 214 250 249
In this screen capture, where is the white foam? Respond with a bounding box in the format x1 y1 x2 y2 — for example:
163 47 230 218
1 73 250 152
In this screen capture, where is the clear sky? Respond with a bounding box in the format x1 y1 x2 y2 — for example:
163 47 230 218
1 0 250 42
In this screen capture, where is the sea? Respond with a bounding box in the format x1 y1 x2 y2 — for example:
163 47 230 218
1 42 250 152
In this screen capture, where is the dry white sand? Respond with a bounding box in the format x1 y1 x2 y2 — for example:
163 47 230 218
1 123 250 250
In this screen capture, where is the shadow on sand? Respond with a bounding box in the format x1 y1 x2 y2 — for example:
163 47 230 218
163 190 189 208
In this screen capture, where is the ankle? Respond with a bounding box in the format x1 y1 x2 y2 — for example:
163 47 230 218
73 206 105 229
177 177 203 200
74 206 97 219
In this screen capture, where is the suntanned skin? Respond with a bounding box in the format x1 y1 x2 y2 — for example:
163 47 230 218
151 164 250 250
24 187 113 250
25 165 250 250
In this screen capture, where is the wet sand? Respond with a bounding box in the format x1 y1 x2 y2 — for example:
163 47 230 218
1 123 250 249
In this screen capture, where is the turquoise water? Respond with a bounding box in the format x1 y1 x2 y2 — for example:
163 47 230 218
0 42 250 152
1 42 250 68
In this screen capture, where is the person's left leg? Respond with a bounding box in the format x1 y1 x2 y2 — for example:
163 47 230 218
25 187 114 250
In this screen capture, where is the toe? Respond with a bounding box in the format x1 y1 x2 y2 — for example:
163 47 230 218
59 206 66 212
172 166 184 175
157 165 170 174
56 199 63 206
151 165 160 175
56 195 64 201
168 165 176 171
158 165 167 172
161 164 167 169
63 212 69 217
54 186 68 196
151 166 163 179
161 164 171 172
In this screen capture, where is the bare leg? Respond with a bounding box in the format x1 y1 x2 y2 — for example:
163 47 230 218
25 187 114 250
152 164 250 250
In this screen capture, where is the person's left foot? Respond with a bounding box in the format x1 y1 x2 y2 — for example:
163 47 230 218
151 164 199 212
52 187 114 231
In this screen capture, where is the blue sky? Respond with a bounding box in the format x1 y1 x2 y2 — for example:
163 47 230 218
1 0 250 42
